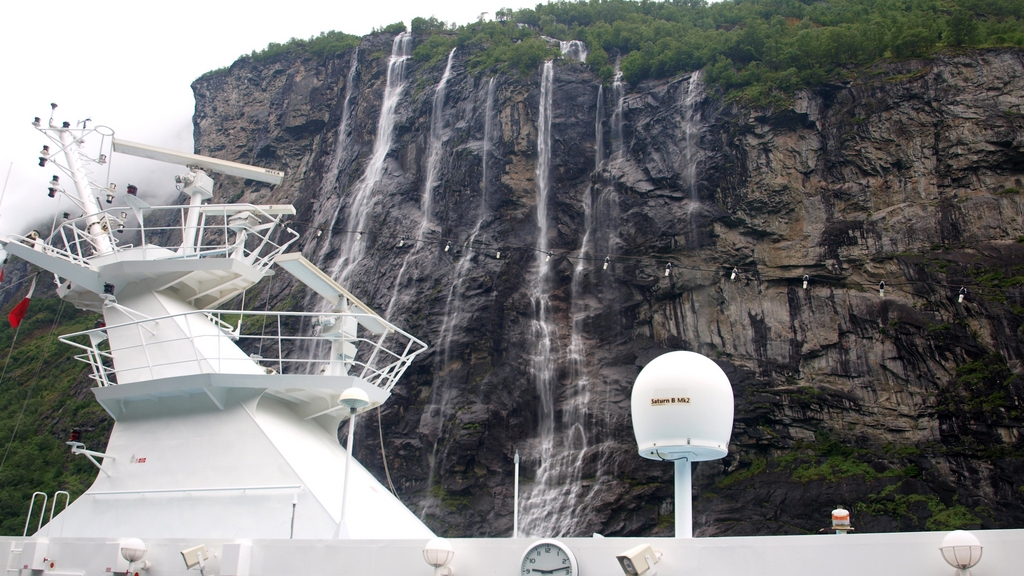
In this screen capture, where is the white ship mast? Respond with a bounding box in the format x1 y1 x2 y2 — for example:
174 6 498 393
2 109 430 540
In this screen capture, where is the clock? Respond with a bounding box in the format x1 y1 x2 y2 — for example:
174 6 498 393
519 539 579 576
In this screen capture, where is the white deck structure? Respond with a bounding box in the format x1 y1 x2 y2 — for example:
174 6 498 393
3 119 431 542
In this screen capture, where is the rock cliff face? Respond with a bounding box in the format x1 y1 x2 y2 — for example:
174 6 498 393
191 37 1024 537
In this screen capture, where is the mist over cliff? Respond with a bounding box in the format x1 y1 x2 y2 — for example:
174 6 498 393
190 34 1024 537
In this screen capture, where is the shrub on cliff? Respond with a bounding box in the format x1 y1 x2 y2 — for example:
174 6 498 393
218 0 1024 104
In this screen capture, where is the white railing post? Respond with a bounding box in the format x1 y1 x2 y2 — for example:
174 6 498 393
23 492 47 537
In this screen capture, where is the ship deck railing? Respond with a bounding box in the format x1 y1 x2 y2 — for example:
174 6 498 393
17 203 298 274
58 309 428 393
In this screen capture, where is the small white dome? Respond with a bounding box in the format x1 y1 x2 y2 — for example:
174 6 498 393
630 351 734 462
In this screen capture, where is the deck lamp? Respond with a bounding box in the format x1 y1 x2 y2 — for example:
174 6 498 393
940 530 982 576
334 386 370 539
121 538 150 573
423 537 455 576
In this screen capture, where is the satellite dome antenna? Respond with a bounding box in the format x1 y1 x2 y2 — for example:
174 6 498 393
630 351 734 538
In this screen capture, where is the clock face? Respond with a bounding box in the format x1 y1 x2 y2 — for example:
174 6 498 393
520 539 579 576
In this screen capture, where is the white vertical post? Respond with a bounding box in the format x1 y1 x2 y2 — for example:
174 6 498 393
59 128 113 254
181 192 205 255
334 408 358 539
675 458 692 538
513 449 520 538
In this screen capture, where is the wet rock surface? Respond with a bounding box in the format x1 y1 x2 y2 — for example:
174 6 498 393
192 41 1024 536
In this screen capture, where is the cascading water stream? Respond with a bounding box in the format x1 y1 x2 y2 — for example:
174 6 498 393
421 78 497 520
313 48 360 263
609 64 625 159
417 48 456 241
679 71 704 245
385 48 457 318
681 70 703 202
296 48 359 370
594 85 604 169
594 65 625 263
559 40 588 63
531 60 556 447
521 60 591 538
436 78 496 367
331 32 413 285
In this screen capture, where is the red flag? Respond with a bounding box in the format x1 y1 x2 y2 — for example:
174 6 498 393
8 277 36 328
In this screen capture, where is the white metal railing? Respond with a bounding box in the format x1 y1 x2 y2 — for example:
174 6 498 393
59 309 428 393
10 203 298 274
22 491 69 537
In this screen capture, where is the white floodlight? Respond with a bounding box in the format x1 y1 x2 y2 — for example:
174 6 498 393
423 537 455 576
940 530 982 576
616 544 662 576
181 544 209 574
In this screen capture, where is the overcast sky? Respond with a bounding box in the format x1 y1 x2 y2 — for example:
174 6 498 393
0 0 538 237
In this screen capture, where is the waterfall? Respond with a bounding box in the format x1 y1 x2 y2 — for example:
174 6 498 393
680 71 703 202
610 64 625 158
416 48 457 241
594 85 604 169
331 32 413 284
595 66 625 263
532 60 556 445
296 48 359 372
421 78 497 520
436 78 496 366
385 47 457 318
559 40 588 63
679 71 704 247
313 48 360 264
520 60 584 537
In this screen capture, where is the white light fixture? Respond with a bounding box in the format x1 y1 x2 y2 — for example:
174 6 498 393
181 545 208 575
959 287 967 303
730 267 738 281
940 530 982 576
339 387 370 411
445 241 451 252
664 263 672 277
545 252 552 262
615 544 662 576
878 281 886 298
423 537 455 576
121 538 150 572
802 275 809 290
496 250 501 259
603 256 610 270
334 387 371 539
